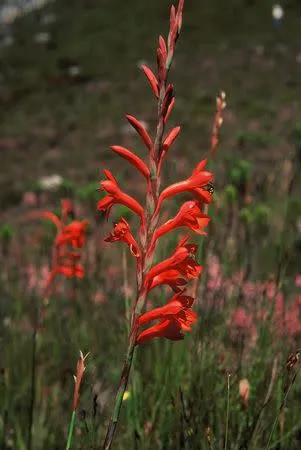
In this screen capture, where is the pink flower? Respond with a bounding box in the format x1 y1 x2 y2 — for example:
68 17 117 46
23 192 37 207
295 275 301 288
92 290 107 304
242 282 256 298
231 307 253 329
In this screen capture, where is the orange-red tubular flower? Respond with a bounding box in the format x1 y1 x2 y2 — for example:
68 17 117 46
42 211 62 231
141 65 159 98
126 115 153 152
144 236 202 289
136 293 196 345
104 218 141 258
98 169 146 229
55 220 89 249
149 269 187 292
61 198 74 222
158 126 181 174
159 35 167 60
154 160 213 215
110 146 150 180
150 201 209 250
55 262 85 279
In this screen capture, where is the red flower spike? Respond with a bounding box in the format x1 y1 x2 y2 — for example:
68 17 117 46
151 201 209 248
155 162 212 214
43 201 88 290
98 170 146 227
111 146 150 180
104 218 141 258
126 115 152 152
141 65 159 98
136 293 197 345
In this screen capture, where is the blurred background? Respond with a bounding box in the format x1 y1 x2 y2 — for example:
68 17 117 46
1 0 301 449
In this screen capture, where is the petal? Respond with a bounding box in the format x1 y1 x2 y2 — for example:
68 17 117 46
162 126 181 152
42 212 62 230
164 97 175 123
126 115 152 152
111 146 150 179
141 65 159 98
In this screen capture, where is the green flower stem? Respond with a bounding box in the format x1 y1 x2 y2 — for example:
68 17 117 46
66 410 76 450
102 334 137 450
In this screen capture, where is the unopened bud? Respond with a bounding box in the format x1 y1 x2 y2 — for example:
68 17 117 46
239 378 250 407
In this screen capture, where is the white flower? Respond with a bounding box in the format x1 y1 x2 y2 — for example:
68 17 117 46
38 174 63 191
272 4 284 21
41 13 56 25
34 32 51 44
0 6 19 24
68 65 81 77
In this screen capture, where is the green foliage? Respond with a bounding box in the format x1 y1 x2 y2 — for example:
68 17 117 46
112 204 132 222
229 159 253 185
239 202 271 229
76 182 100 205
236 131 272 148
0 224 14 244
224 184 238 203
292 121 301 143
58 179 75 197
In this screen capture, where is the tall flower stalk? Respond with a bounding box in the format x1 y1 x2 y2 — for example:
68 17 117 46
66 351 89 450
26 200 88 450
98 1 218 448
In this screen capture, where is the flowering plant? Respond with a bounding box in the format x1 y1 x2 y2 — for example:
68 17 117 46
97 1 225 447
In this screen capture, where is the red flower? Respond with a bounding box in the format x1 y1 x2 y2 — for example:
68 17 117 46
154 159 212 214
104 218 141 258
150 201 209 250
55 220 89 249
61 198 74 222
149 269 187 292
54 252 85 279
43 203 88 285
98 169 146 229
126 115 152 152
55 262 85 279
110 146 150 180
136 293 196 344
141 64 159 98
144 236 202 289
